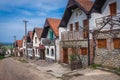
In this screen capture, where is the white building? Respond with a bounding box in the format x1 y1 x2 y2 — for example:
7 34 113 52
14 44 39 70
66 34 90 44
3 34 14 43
33 28 43 59
41 18 61 62
22 36 27 56
26 31 33 58
58 0 93 66
89 0 120 68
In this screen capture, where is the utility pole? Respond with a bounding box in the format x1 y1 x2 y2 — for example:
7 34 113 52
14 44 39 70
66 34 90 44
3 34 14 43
13 36 16 57
23 20 28 58
13 36 16 46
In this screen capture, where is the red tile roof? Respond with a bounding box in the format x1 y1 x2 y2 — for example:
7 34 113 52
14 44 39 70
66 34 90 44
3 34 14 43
47 18 61 36
75 0 94 11
16 40 22 48
28 31 33 40
34 28 43 38
22 36 27 41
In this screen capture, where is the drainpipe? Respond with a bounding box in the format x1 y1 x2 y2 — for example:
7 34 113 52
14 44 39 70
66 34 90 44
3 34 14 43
87 14 91 66
54 38 57 61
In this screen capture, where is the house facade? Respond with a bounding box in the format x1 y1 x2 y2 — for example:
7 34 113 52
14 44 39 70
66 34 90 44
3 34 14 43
90 0 120 68
41 18 61 62
22 36 27 57
33 28 43 59
59 0 93 66
15 40 23 57
27 31 33 58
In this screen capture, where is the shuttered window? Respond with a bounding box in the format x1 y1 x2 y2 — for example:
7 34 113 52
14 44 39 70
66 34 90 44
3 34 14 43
113 38 120 49
70 24 73 31
97 39 107 48
80 48 88 55
75 22 79 31
109 2 117 16
83 19 89 39
35 37 37 43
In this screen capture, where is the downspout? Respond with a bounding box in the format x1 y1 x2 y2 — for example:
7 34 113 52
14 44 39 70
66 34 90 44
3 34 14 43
54 37 57 61
87 13 91 66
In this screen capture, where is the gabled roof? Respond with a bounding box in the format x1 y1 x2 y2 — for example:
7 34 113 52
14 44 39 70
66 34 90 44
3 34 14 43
16 40 22 48
47 18 61 37
42 18 61 37
75 0 94 12
22 36 27 41
33 28 43 39
59 0 93 27
91 0 106 13
28 31 33 40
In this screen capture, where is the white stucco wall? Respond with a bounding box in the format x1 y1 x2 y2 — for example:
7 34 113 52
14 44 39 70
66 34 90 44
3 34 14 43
45 46 55 60
59 27 66 40
90 0 120 32
33 32 40 47
67 8 87 31
22 39 26 49
55 38 60 61
33 32 40 57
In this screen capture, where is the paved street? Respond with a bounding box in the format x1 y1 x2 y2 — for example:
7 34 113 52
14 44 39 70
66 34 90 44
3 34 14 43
0 58 60 80
0 58 119 80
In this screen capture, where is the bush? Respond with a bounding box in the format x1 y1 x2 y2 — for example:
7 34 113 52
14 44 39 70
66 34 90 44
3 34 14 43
0 55 5 59
69 54 77 62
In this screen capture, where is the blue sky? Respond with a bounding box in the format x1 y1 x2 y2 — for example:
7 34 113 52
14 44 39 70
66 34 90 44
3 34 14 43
0 0 68 43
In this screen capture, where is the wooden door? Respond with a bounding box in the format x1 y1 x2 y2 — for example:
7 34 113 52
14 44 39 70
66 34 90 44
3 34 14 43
63 48 68 63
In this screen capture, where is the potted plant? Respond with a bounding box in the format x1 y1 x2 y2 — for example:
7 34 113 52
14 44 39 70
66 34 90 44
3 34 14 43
69 54 82 70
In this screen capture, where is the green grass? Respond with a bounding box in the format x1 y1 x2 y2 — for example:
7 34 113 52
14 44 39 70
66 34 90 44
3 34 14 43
0 55 5 60
116 68 120 72
90 64 102 69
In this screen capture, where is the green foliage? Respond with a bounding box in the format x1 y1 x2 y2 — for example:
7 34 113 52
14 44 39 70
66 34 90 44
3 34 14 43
69 54 77 62
0 55 5 59
1 46 7 54
90 64 102 69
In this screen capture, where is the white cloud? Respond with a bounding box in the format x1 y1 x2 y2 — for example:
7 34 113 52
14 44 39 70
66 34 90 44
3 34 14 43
0 0 68 42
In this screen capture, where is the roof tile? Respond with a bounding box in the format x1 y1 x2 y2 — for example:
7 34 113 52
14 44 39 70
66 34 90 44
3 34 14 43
47 18 61 36
75 0 94 11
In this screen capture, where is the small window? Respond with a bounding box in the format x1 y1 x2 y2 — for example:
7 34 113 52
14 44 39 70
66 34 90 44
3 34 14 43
80 48 87 55
97 39 107 48
109 2 117 16
83 19 89 39
24 42 26 46
35 37 37 43
75 22 79 31
47 48 49 55
70 24 73 31
113 38 120 49
83 31 88 39
51 48 54 56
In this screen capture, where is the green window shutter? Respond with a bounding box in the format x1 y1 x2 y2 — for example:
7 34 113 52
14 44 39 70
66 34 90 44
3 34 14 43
50 30 53 40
